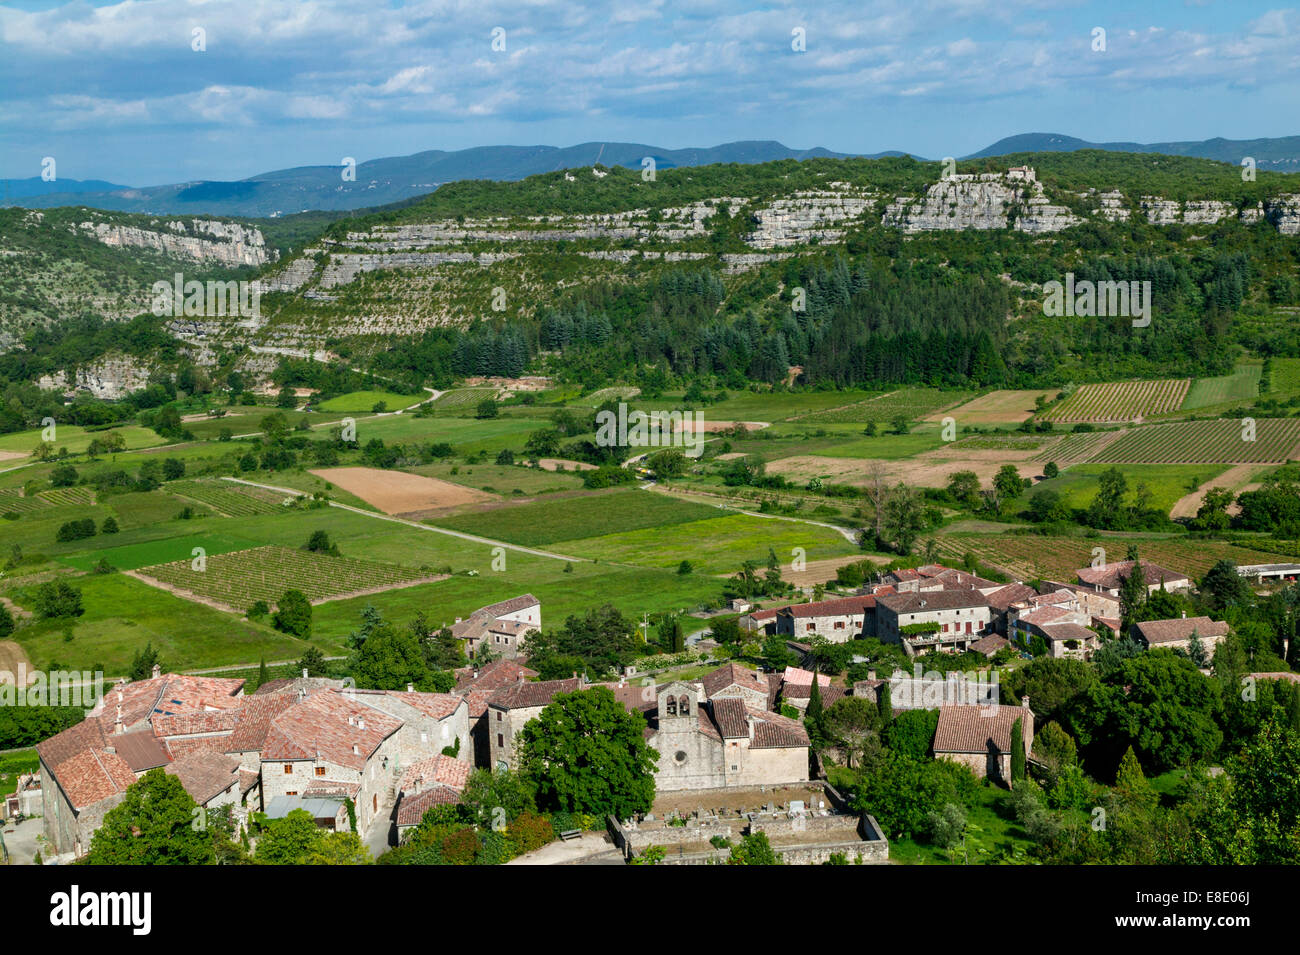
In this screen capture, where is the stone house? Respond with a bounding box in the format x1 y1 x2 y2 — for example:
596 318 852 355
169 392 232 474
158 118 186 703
394 755 474 836
1132 616 1231 658
1075 560 1190 597
342 688 471 766
774 595 876 643
932 700 1034 786
738 607 779 634
450 594 541 660
486 677 583 771
259 690 405 833
701 662 772 710
875 590 993 653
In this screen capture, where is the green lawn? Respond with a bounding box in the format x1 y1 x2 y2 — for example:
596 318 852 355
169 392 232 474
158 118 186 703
876 781 1036 865
1030 462 1212 515
58 531 260 572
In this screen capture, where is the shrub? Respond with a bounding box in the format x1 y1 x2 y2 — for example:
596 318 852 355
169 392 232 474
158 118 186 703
507 811 555 855
100 516 120 534
55 518 96 542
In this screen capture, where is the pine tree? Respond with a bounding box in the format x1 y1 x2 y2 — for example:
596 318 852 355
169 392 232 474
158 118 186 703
257 657 268 687
1113 745 1158 814
878 682 892 725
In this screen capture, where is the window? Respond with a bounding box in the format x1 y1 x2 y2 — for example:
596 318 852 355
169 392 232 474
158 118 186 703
315 767 326 777
806 623 815 632
678 695 689 716
497 734 504 747
496 711 502 721
666 697 677 716
286 791 297 796
283 764 293 774
834 621 844 630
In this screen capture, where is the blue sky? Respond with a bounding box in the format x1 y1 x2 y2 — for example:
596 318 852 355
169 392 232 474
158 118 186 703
1 0 1298 185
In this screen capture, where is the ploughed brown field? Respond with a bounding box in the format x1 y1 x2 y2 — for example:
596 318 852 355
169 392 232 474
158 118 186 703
310 466 496 514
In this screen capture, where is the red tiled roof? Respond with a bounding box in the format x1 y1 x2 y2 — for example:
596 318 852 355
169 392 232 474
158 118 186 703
164 751 240 805
396 785 463 826
1076 560 1188 590
933 704 1032 755
399 755 473 795
781 666 830 687
877 590 990 613
489 677 582 711
777 596 875 619
986 583 1037 612
701 663 767 699
262 691 402 769
94 674 245 729
748 707 811 749
1133 616 1230 646
1042 623 1097 643
225 692 298 753
387 691 464 721
51 747 138 810
453 659 538 693
711 698 749 738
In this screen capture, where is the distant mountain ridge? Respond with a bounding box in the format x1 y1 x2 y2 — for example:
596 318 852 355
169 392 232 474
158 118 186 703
3 133 1298 218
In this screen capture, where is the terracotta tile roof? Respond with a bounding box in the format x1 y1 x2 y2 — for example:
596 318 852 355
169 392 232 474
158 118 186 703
701 663 767 699
781 683 847 705
986 583 1037 612
163 736 231 760
1133 616 1230 646
303 778 361 798
151 709 241 738
225 692 299 753
453 659 538 693
37 717 110 770
239 769 260 795
450 594 540 641
1016 605 1074 627
461 688 497 719
593 681 658 713
748 707 810 749
877 590 991 613
932 569 999 591
489 677 582 711
94 674 245 728
933 704 1032 755
253 676 343 697
1076 560 1188 590
781 666 830 687
777 596 875 619
388 691 465 721
710 698 750 738
396 785 463 826
261 691 402 769
970 634 1010 656
399 755 473 795
1042 623 1097 643
51 747 138 810
112 730 171 772
1249 671 1300 684
163 751 240 805
741 608 779 622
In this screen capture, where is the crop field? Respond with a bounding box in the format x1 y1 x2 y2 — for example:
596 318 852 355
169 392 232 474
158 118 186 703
932 534 1290 583
926 389 1057 425
1182 364 1261 410
558 512 858 575
429 387 496 410
0 424 168 456
576 386 640 405
0 486 94 513
316 390 426 412
408 461 585 495
168 479 285 516
1086 418 1300 464
796 388 971 424
432 487 720 547
1269 358 1300 399
60 532 260 572
134 545 441 611
1031 429 1127 466
1043 380 1190 422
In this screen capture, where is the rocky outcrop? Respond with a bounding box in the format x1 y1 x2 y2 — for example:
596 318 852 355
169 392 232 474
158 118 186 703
882 167 1080 233
254 256 319 294
36 355 152 400
318 251 520 289
1265 195 1300 234
76 217 276 267
745 190 876 248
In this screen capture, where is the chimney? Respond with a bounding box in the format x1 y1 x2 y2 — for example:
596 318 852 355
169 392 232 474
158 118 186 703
413 774 424 794
1022 694 1031 709
867 669 877 681
357 717 365 729
1181 611 1186 619
302 668 308 679
352 744 360 755
406 683 414 693
114 702 123 736
472 670 478 680
151 663 161 679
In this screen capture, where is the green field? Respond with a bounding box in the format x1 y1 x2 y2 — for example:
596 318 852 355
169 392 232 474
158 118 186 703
59 532 260 572
10 572 321 676
1030 463 1211 514
1182 364 1261 410
317 390 426 412
0 424 168 456
796 388 970 424
431 487 720 547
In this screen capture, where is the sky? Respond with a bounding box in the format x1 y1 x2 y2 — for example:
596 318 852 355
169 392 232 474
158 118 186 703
1 0 1298 186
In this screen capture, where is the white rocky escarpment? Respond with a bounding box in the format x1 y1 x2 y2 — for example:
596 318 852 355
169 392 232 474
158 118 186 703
882 167 1080 233
745 189 878 248
75 218 276 267
36 355 153 401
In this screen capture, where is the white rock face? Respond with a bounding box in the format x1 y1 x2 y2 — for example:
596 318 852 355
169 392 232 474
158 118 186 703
882 167 1079 233
76 218 276 267
1266 195 1300 234
318 251 520 289
37 355 152 400
254 256 318 294
745 190 876 248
